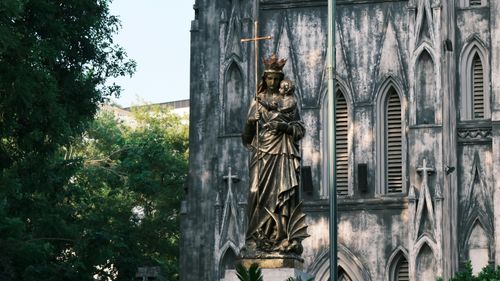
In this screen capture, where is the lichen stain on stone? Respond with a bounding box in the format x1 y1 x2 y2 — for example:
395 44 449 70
458 11 489 37
434 110 442 124
301 137 313 152
301 217 329 265
339 211 384 274
307 217 330 246
484 149 493 166
339 211 383 248
413 131 436 153
340 7 385 100
305 49 323 71
201 170 211 183
391 211 409 247
302 112 316 133
353 115 373 153
309 150 321 166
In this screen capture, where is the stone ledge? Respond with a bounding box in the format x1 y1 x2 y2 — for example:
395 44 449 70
240 256 304 269
221 268 312 281
304 196 408 212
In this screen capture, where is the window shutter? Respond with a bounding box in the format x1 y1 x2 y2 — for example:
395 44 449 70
386 89 402 193
469 0 482 6
338 268 353 281
336 91 349 196
396 257 409 281
472 53 484 119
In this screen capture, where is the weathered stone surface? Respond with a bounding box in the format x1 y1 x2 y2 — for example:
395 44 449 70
182 0 498 280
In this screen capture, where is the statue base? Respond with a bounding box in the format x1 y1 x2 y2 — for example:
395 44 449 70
220 268 312 281
239 254 304 269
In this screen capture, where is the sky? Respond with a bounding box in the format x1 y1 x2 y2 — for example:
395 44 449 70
109 1 194 108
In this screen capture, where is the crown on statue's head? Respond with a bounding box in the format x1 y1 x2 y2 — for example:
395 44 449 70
263 54 287 73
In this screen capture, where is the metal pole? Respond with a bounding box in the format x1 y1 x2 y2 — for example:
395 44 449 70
327 0 337 280
254 21 261 222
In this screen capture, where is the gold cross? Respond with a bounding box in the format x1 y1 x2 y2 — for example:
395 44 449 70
241 21 272 98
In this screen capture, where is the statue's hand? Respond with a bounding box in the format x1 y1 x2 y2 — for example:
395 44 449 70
258 100 277 111
248 111 261 124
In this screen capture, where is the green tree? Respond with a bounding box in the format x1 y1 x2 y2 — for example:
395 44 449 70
438 261 500 281
71 106 187 280
0 0 135 279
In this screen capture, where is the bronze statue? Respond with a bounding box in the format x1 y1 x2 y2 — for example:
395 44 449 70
242 54 308 256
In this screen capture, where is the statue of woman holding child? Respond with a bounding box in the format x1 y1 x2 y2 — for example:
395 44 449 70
242 54 308 255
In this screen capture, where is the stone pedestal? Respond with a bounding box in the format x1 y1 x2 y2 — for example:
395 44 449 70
239 256 304 270
220 268 313 281
220 254 313 281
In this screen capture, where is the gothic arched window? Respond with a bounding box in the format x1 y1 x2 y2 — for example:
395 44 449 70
385 88 403 193
460 41 490 121
321 86 351 198
471 53 485 119
224 62 244 134
336 90 349 196
376 81 405 195
393 255 409 281
338 267 353 281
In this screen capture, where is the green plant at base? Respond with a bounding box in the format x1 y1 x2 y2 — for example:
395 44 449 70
236 263 264 281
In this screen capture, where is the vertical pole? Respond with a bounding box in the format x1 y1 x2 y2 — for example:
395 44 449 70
327 0 337 280
254 21 259 99
254 21 261 217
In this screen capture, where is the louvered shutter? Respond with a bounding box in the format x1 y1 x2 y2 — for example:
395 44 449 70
469 0 482 6
338 268 353 281
336 91 349 196
396 257 409 281
472 53 484 119
386 89 402 193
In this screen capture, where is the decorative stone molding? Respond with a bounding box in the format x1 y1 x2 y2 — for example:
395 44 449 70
457 120 492 144
457 127 492 143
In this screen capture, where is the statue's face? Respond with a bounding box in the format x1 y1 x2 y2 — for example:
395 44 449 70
279 81 289 95
265 73 281 92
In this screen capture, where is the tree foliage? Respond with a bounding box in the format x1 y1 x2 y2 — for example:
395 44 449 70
438 262 500 281
0 0 202 280
71 106 188 280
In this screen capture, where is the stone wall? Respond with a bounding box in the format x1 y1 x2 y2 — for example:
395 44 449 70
182 0 498 280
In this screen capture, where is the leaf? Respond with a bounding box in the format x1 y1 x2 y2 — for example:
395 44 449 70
236 263 263 281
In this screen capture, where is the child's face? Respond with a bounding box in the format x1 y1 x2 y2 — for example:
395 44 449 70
279 82 289 95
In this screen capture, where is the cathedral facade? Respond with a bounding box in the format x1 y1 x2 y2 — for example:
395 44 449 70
181 0 500 280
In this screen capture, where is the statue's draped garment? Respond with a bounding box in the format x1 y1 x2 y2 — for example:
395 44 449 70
242 90 305 241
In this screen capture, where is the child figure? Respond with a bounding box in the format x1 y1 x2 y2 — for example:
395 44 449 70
276 79 297 119
257 79 297 120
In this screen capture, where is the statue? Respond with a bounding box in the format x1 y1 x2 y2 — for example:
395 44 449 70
242 54 309 257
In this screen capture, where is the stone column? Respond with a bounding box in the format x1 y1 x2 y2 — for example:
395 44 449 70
491 0 500 265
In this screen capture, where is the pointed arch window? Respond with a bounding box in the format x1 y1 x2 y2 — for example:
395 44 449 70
386 248 410 281
460 42 490 121
321 86 351 198
336 90 349 196
376 83 405 195
338 267 353 281
223 62 244 134
393 256 409 281
472 53 484 119
385 89 403 193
